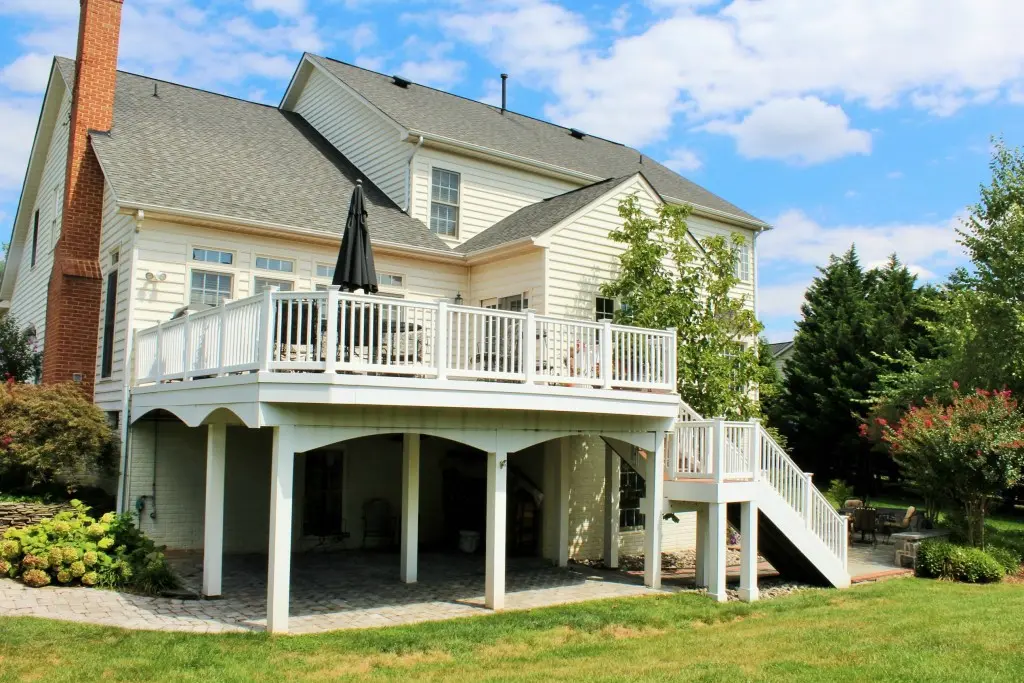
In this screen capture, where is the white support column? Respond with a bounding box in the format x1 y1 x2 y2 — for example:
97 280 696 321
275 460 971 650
400 433 421 584
738 501 759 602
643 431 666 589
485 450 508 610
267 425 295 634
695 503 709 588
603 443 620 569
707 501 728 603
202 423 227 597
557 438 570 567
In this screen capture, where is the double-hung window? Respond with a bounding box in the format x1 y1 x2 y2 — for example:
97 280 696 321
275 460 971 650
429 168 460 237
619 462 646 530
190 271 232 306
595 296 615 322
734 241 751 282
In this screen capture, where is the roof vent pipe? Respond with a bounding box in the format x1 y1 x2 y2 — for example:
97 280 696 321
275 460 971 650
500 73 508 114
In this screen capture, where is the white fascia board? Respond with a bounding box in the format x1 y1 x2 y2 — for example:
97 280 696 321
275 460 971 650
282 54 409 141
1 63 68 301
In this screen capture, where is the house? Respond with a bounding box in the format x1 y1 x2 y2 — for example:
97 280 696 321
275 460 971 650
769 341 796 376
0 0 848 633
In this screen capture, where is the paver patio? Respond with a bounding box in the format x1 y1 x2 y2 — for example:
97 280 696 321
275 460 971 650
0 552 669 634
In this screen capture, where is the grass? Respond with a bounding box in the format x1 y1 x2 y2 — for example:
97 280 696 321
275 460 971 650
2 578 1024 682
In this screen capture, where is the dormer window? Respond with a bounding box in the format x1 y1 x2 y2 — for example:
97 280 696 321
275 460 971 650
430 168 460 238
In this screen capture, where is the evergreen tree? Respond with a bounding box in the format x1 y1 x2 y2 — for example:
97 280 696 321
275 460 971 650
773 247 874 481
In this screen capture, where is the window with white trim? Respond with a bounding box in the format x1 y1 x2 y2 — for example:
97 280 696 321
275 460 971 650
192 247 233 265
429 168 460 237
595 296 615 321
316 264 335 279
254 276 294 293
619 462 645 530
190 270 232 305
734 241 751 281
255 256 294 273
377 272 404 288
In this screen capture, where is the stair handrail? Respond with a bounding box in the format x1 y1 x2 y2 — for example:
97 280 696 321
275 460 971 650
758 427 848 566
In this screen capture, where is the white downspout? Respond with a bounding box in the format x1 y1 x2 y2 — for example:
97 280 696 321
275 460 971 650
404 135 424 213
115 209 143 513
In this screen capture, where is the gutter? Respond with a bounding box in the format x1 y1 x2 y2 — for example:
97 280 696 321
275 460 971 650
116 201 465 263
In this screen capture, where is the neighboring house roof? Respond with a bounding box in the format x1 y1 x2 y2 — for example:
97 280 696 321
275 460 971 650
455 176 625 253
769 341 794 358
305 54 766 227
54 57 450 253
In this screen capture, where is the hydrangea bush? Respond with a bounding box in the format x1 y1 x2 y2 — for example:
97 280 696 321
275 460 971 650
0 500 177 592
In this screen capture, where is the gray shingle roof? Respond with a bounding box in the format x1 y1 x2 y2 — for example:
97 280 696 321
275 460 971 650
769 341 794 357
455 176 625 253
55 57 450 252
308 54 765 226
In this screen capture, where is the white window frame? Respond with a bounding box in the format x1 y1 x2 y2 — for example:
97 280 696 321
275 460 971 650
595 296 615 322
315 263 335 279
376 271 405 291
734 241 751 282
192 246 235 266
253 276 294 294
429 167 460 238
255 255 295 274
189 269 233 306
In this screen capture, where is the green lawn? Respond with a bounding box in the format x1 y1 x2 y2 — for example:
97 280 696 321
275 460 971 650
2 578 1024 682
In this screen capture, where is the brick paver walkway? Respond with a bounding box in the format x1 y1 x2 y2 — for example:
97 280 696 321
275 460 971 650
0 552 669 634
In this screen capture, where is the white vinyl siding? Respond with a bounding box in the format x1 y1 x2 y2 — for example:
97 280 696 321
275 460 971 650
470 250 545 315
291 67 409 207
411 147 578 246
687 215 757 311
129 219 469 341
7 90 72 350
92 181 135 411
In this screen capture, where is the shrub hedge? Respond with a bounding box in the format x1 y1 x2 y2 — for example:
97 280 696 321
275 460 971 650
0 500 177 593
915 541 1007 583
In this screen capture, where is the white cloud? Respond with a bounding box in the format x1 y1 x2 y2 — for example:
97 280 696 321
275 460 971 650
0 53 52 93
249 0 306 17
759 281 812 317
0 100 39 191
844 190 858 198
760 209 964 274
887 170 904 180
608 5 630 32
663 147 703 173
345 22 377 52
704 97 871 165
395 39 465 90
435 0 1024 149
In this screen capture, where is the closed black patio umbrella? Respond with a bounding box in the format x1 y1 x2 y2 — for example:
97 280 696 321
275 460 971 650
333 180 378 293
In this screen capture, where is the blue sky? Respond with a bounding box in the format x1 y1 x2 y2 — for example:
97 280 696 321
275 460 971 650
2 0 1023 341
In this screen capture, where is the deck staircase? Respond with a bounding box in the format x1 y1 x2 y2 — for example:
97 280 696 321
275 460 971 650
607 402 850 588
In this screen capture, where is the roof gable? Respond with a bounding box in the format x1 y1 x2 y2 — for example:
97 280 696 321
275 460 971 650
303 54 765 228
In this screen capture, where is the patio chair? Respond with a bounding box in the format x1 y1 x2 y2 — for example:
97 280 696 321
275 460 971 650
361 498 397 549
852 507 877 544
883 506 916 536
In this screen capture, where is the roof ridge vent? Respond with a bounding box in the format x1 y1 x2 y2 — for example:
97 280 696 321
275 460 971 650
569 128 585 140
392 75 411 88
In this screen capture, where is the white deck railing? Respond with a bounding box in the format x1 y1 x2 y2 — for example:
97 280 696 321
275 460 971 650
133 289 678 393
667 413 848 567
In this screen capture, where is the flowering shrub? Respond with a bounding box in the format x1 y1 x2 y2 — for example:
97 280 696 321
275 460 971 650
916 541 1006 583
1 500 177 593
876 387 1024 546
0 380 117 489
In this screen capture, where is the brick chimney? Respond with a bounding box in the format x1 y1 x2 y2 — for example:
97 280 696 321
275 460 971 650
42 0 124 395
